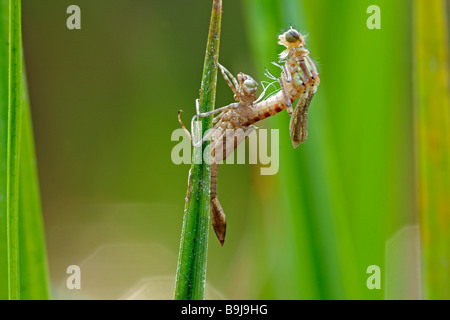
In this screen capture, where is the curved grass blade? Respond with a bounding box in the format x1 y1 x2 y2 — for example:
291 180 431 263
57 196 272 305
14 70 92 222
18 71 50 300
174 0 222 300
1 0 49 300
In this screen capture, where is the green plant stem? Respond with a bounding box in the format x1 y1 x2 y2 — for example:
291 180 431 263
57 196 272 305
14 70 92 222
174 0 222 300
414 0 450 300
0 0 9 299
7 0 23 300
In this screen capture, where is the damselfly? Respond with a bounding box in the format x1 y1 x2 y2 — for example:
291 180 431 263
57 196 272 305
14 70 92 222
257 27 320 148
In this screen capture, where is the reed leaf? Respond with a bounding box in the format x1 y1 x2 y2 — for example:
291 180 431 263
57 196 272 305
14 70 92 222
0 0 9 299
18 71 50 300
0 0 49 300
6 0 23 300
174 0 222 300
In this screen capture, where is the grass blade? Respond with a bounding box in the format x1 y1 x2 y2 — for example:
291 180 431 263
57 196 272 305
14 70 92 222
18 71 50 300
0 0 9 299
6 0 23 300
414 0 450 300
1 0 49 300
174 0 222 300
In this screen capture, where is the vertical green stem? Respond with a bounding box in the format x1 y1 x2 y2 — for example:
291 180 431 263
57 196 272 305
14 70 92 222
0 0 9 299
7 0 23 300
174 0 222 300
414 0 450 300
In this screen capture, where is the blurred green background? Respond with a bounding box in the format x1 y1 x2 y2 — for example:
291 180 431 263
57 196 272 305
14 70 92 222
18 0 448 299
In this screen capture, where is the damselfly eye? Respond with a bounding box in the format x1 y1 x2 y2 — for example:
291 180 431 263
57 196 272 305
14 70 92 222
244 79 257 90
285 29 300 43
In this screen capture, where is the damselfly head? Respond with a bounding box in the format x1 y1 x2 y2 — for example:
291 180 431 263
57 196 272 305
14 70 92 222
237 73 258 97
278 27 305 49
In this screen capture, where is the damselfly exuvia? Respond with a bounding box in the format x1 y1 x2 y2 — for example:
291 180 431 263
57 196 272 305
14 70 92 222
179 63 261 245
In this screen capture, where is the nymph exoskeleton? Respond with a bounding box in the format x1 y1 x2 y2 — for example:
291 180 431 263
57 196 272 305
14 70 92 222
178 63 261 246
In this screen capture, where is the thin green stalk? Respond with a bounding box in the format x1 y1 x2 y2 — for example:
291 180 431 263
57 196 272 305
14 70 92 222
0 0 9 299
414 0 450 300
7 0 23 300
174 0 222 300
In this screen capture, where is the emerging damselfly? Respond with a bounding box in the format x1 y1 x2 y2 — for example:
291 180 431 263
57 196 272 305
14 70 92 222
259 27 320 147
